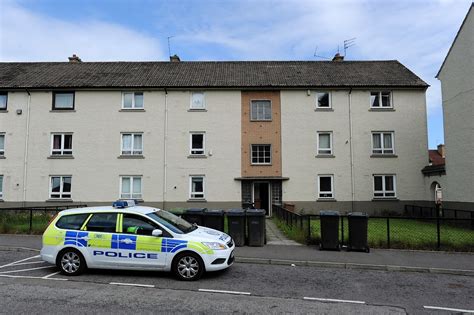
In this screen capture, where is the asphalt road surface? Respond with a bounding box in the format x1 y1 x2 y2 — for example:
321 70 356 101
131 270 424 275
0 249 473 314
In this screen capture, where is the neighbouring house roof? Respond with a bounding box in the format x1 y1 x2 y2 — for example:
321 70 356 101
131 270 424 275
436 3 474 78
428 150 445 166
0 60 428 89
422 150 446 175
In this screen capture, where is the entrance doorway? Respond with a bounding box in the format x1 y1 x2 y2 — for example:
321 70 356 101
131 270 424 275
253 182 271 216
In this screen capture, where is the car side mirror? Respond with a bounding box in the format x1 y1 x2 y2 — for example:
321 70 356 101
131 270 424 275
152 229 163 237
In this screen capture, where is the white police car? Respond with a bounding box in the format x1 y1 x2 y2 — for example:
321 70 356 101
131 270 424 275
41 201 235 281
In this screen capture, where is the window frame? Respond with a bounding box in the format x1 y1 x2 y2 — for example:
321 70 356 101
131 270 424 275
317 131 333 155
49 175 72 199
122 92 144 110
250 144 272 165
189 132 206 156
189 175 205 200
316 91 331 109
52 91 75 110
373 174 397 198
0 133 5 156
371 131 395 155
190 92 206 110
120 176 143 200
50 133 73 156
370 91 392 108
120 132 143 156
318 174 334 199
250 99 272 121
0 92 7 110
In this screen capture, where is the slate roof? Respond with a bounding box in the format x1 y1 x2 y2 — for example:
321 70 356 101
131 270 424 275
0 61 428 89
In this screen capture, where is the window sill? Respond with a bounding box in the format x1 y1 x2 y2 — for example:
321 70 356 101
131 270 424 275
48 155 74 159
250 164 272 166
369 108 395 112
187 199 207 203
317 198 336 202
118 155 145 159
188 155 207 159
314 108 333 112
0 156 5 159
46 198 73 202
372 198 399 201
316 154 335 158
250 120 273 122
188 109 207 112
0 110 8 113
50 109 76 112
120 198 144 203
370 154 398 158
119 109 145 112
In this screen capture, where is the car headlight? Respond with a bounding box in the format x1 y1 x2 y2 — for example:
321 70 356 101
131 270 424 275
202 242 227 250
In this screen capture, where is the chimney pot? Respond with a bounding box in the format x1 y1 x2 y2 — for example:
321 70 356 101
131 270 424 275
437 144 445 158
68 54 82 63
170 54 181 62
332 52 344 62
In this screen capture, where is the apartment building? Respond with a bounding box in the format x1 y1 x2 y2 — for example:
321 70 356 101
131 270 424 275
436 3 474 211
0 56 429 215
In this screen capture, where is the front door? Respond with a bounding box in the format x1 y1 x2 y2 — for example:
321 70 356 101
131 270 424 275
253 182 271 216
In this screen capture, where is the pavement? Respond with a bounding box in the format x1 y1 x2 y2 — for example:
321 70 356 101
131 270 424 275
0 233 473 276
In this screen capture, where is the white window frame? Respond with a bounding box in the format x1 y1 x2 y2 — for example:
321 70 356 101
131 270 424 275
189 175 205 200
318 175 334 199
189 132 206 155
49 176 72 199
0 175 3 199
317 131 333 155
251 144 272 165
50 133 73 156
122 92 144 109
120 176 143 199
371 131 395 155
0 133 5 156
316 91 331 109
190 92 206 110
373 174 397 198
121 133 143 155
370 91 392 108
250 100 272 121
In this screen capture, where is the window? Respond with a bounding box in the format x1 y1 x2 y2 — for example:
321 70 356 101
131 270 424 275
122 213 158 236
250 100 272 121
120 176 142 199
50 176 72 199
190 133 205 155
373 175 396 198
121 133 143 155
53 92 74 110
56 214 89 230
0 93 7 110
317 132 333 155
122 92 144 109
189 176 205 199
51 133 72 155
318 175 334 199
316 92 331 108
372 132 394 154
251 144 271 165
0 133 4 156
86 213 117 233
190 92 205 109
0 175 3 199
370 91 391 108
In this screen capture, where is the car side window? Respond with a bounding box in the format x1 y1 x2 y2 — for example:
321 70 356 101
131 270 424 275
122 213 158 236
85 213 117 233
56 214 89 230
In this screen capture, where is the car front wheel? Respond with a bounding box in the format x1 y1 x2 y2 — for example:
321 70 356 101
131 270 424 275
173 252 204 281
57 248 86 276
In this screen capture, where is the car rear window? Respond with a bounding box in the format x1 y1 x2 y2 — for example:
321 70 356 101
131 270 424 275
56 214 89 230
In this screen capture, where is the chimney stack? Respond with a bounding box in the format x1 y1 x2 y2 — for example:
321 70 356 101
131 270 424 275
170 54 181 62
437 144 445 158
332 52 344 62
68 54 82 63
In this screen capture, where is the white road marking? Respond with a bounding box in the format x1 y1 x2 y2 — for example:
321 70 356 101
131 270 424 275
424 305 474 313
0 255 41 269
0 274 67 281
110 282 155 288
8 261 46 267
303 297 366 304
42 271 61 279
198 288 251 296
0 266 53 274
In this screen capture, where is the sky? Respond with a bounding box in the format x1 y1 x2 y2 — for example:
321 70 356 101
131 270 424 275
0 0 471 148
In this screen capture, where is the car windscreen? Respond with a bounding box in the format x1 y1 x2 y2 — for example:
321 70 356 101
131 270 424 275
146 210 196 234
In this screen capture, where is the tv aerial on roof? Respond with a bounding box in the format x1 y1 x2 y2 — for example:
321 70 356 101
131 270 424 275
313 38 357 60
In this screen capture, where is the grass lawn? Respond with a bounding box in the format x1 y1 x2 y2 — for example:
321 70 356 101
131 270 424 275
0 211 54 234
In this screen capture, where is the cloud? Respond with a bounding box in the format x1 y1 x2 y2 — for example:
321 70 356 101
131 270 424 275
0 1 166 61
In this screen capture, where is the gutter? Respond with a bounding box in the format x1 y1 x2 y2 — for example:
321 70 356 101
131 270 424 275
348 88 355 212
22 89 31 206
162 89 169 210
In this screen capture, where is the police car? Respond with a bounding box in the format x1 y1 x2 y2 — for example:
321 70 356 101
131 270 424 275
40 201 235 281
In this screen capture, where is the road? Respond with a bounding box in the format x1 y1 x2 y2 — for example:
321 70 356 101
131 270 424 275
0 249 473 314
